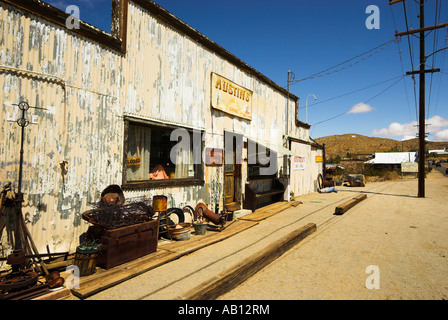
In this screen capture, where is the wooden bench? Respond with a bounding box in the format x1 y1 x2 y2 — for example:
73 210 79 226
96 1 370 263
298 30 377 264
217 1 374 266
244 178 286 212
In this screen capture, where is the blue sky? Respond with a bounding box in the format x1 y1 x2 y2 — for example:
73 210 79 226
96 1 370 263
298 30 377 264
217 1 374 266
48 0 448 141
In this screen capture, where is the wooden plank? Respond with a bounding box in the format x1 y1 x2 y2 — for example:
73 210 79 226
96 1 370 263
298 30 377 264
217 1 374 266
335 194 367 215
70 220 258 299
239 201 299 222
180 222 317 300
161 220 258 255
70 249 178 299
32 287 71 300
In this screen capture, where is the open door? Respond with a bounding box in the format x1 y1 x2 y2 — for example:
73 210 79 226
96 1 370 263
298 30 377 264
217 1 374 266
224 132 242 211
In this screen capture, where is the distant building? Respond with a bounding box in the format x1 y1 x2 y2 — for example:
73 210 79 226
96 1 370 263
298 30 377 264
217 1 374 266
364 152 417 171
429 148 448 155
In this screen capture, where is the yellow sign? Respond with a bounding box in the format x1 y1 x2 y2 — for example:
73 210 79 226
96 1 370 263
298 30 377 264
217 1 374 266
126 157 141 166
211 72 252 120
315 156 323 163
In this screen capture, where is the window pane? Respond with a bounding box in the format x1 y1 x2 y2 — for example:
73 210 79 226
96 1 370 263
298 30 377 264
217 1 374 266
125 122 202 182
126 125 151 181
149 128 174 179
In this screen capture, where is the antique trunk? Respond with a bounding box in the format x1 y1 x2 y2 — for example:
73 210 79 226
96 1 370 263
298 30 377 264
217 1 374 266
88 219 158 269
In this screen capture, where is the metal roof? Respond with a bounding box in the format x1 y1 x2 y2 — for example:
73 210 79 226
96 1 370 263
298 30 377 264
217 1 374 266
365 152 417 164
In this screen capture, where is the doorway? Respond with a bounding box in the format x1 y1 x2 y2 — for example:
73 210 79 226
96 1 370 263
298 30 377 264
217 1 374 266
224 132 242 211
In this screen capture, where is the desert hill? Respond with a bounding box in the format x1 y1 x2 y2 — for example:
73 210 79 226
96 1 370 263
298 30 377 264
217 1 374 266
314 133 448 160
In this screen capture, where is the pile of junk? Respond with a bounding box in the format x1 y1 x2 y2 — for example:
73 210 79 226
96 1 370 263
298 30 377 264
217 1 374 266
80 185 233 271
0 183 232 299
0 182 71 300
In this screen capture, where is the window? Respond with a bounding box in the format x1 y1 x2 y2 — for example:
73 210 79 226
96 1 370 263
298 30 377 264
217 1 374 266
123 119 204 188
246 139 278 179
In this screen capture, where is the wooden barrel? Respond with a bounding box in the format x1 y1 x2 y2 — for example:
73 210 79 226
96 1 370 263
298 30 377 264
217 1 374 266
74 249 98 276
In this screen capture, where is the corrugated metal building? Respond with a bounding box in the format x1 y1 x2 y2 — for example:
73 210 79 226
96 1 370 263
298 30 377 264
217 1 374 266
0 0 323 254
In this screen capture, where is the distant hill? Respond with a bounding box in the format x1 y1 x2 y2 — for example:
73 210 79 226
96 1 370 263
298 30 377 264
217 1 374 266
314 133 448 160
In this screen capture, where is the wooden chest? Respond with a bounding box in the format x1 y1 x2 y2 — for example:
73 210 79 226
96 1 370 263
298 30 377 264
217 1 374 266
88 219 158 269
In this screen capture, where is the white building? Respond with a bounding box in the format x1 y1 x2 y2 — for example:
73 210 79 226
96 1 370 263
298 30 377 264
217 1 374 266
365 152 417 171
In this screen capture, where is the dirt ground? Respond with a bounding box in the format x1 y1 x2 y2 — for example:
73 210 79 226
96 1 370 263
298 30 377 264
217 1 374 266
72 167 448 301
218 168 448 300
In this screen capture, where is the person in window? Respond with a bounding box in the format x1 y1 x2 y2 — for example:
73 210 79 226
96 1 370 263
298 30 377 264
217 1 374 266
149 164 169 180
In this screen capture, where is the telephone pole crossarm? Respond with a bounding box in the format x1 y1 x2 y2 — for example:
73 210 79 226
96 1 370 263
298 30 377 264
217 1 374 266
394 22 448 37
406 69 440 75
390 0 447 198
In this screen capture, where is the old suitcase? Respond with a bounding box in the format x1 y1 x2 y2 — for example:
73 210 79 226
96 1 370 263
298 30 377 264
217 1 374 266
91 219 158 269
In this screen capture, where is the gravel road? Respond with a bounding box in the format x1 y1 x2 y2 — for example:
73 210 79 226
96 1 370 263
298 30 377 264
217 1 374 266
219 170 448 300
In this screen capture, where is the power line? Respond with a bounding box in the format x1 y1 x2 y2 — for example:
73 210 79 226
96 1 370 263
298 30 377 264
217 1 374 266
287 40 396 86
391 0 446 198
390 4 419 123
298 75 404 110
310 75 405 131
427 0 442 118
434 30 447 113
402 0 419 121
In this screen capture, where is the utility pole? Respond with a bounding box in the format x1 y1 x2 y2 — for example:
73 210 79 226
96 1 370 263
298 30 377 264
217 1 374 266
417 0 426 198
390 0 448 198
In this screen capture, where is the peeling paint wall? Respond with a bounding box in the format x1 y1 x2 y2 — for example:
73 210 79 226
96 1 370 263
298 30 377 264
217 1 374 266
0 2 123 254
0 1 322 255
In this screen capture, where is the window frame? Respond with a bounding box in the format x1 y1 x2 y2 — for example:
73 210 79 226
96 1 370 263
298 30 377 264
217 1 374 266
121 117 205 190
246 139 278 180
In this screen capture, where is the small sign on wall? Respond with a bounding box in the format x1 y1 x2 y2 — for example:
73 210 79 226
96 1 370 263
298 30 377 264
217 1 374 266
293 155 306 170
127 157 141 166
205 148 223 166
315 156 323 163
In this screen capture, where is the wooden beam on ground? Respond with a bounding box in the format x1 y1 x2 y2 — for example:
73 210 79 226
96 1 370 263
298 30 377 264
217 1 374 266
70 250 178 299
180 222 317 300
335 194 367 215
239 201 301 222
69 219 258 299
32 287 71 300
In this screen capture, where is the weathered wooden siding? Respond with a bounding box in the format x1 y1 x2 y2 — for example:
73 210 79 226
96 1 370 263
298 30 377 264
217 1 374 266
0 2 123 253
0 0 322 255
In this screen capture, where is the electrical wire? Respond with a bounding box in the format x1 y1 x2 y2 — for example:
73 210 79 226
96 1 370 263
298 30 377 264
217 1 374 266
287 40 396 86
402 0 419 121
310 75 406 132
427 0 442 118
390 4 415 122
298 75 404 110
433 28 448 116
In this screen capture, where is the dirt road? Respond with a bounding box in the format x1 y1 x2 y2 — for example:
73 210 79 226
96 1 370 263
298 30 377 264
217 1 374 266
219 170 448 300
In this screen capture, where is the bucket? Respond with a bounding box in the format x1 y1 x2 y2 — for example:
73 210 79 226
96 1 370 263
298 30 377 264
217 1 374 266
193 222 207 235
168 222 191 241
74 248 98 276
153 195 167 212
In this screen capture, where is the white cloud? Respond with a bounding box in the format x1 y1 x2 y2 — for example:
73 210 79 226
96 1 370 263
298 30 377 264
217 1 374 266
401 135 416 141
433 130 448 141
426 115 448 132
347 103 374 114
372 115 448 141
372 121 418 136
